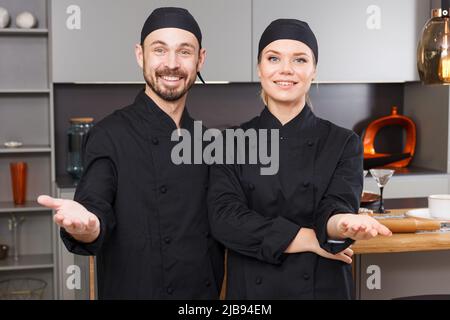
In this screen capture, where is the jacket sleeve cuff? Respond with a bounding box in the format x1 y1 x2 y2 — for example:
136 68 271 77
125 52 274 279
260 216 301 264
316 205 355 254
60 214 107 256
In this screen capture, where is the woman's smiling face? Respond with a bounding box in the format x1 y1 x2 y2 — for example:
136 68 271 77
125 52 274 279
258 39 316 106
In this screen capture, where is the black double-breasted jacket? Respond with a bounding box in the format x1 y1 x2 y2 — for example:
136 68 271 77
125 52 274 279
208 105 363 299
61 90 224 299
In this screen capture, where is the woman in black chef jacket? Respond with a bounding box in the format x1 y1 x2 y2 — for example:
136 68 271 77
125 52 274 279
207 19 392 299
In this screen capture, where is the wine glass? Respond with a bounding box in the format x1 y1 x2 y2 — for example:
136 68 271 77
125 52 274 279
369 169 394 213
361 170 368 196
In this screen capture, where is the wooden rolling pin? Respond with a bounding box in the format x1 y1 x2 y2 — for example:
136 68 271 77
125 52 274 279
377 218 442 233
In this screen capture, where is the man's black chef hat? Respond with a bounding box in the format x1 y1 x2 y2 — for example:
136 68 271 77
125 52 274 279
258 19 319 64
141 7 205 83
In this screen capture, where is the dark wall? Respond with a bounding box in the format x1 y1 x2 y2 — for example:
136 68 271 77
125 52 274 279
54 83 404 177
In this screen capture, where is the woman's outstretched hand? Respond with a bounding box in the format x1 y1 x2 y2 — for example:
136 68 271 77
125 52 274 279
328 213 393 241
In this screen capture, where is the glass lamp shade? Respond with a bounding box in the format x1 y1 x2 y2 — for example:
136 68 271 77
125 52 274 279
418 9 450 84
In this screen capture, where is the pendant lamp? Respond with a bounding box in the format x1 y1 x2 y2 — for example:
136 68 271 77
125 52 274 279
418 0 450 84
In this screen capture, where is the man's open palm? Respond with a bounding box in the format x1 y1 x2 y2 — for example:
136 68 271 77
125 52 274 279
37 195 100 242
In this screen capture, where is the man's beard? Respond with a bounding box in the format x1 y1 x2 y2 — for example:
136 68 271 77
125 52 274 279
144 67 197 102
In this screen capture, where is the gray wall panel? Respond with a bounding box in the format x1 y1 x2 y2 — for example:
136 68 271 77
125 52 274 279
404 83 449 172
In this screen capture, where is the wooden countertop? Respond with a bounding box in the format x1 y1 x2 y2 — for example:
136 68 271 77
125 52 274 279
353 230 450 254
353 206 450 254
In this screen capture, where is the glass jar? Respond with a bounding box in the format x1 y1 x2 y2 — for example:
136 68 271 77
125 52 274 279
66 118 94 180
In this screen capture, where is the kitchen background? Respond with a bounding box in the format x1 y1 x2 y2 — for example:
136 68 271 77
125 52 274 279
1 0 450 300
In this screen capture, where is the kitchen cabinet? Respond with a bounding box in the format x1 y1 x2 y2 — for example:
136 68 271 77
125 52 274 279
356 251 450 299
51 0 431 83
0 0 56 299
252 0 430 82
51 0 252 83
354 199 450 300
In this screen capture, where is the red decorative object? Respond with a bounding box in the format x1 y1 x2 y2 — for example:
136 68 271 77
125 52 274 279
10 162 27 205
362 107 416 168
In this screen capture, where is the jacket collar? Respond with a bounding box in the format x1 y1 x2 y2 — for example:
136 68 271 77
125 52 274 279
134 89 194 134
258 104 316 136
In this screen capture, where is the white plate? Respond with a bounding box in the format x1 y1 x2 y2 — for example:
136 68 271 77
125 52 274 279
405 208 450 222
4 141 23 148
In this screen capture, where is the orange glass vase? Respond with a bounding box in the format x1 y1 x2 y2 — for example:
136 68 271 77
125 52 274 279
10 162 27 205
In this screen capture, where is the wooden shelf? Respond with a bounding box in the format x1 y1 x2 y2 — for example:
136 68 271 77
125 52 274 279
0 29 48 35
0 201 51 213
0 254 53 272
0 145 51 154
0 89 50 94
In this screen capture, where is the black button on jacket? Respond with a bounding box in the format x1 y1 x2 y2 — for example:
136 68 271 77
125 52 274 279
61 90 224 299
208 106 363 299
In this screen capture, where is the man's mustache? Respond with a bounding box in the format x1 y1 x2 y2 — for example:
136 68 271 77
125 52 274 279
155 68 187 78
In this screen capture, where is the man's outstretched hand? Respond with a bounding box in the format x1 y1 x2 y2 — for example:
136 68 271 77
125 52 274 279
37 195 100 243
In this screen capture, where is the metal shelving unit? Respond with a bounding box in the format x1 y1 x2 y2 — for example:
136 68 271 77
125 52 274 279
0 28 48 35
0 0 56 300
0 254 54 272
0 89 51 94
0 146 52 154
0 201 51 213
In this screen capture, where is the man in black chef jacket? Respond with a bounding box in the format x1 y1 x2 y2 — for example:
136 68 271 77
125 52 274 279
37 7 224 299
